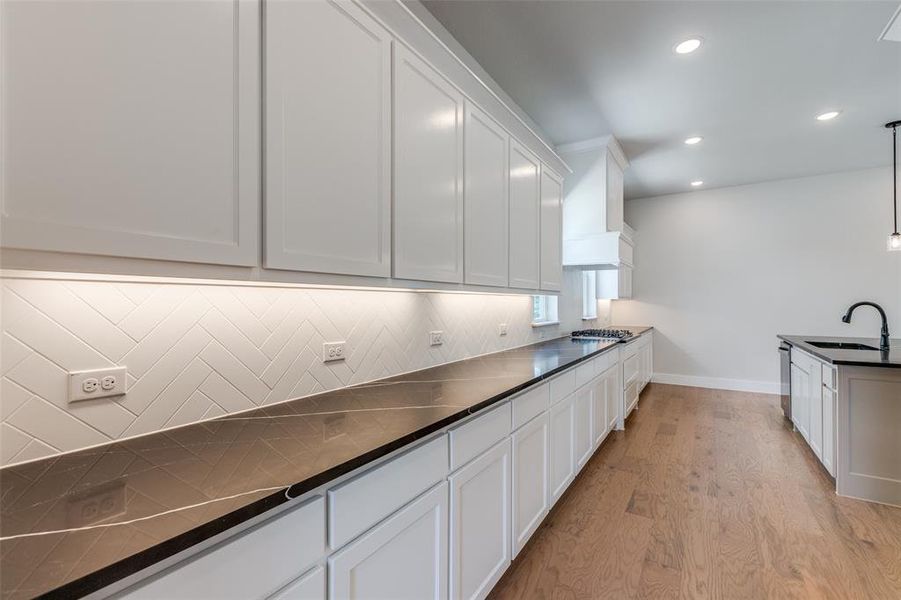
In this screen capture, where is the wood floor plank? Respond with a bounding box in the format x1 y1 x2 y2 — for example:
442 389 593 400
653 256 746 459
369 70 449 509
489 384 901 600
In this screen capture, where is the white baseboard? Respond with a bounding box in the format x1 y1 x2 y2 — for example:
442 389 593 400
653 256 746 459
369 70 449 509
651 373 780 395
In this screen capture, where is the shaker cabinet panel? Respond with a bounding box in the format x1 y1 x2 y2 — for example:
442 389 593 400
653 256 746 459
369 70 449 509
464 104 509 287
573 385 593 469
264 0 391 276
329 483 448 600
1 0 259 266
508 141 541 289
511 413 549 557
449 440 511 600
393 45 464 283
548 394 575 503
539 168 564 291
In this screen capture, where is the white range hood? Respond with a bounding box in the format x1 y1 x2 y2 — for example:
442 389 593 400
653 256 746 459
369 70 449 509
558 135 633 270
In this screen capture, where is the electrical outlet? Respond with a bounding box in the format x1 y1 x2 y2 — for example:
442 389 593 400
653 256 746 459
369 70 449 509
429 330 444 346
322 341 346 362
498 323 508 336
68 367 127 403
66 481 126 526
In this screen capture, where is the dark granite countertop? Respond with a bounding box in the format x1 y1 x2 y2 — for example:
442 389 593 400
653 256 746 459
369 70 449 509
778 335 901 368
0 330 650 599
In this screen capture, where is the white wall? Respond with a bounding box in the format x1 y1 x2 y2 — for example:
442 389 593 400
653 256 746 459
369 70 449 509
613 167 901 393
0 268 599 466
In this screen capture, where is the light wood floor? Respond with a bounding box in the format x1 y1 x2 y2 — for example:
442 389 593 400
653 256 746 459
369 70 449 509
490 384 901 600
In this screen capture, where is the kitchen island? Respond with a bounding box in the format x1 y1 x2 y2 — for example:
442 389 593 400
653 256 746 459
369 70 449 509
778 335 900 507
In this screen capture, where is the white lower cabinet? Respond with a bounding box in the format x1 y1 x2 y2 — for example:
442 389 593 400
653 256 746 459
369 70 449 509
790 347 835 477
573 385 593 469
449 440 511 600
329 483 449 600
511 413 549 557
592 374 608 448
117 346 657 600
549 394 576 503
270 566 326 600
821 386 835 477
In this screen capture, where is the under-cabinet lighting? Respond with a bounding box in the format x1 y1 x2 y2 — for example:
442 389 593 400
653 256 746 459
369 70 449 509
816 111 841 121
684 136 703 145
690 180 704 187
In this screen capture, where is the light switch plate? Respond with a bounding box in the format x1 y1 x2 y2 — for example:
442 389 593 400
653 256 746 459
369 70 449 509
498 323 508 336
68 367 127 403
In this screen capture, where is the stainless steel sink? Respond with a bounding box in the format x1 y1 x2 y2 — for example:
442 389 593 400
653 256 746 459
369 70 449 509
806 341 879 351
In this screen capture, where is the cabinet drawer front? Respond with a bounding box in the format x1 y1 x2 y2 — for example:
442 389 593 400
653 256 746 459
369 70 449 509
450 402 511 471
575 361 596 388
329 435 448 549
623 353 639 386
271 565 325 600
549 369 576 405
512 384 549 430
125 497 325 599
594 350 616 375
328 482 448 600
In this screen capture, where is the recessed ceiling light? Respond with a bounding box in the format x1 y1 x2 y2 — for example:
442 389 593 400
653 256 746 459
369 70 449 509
816 110 841 121
684 136 703 145
674 38 703 54
691 180 704 187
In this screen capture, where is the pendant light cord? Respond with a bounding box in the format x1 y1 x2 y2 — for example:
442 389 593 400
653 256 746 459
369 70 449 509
894 123 898 234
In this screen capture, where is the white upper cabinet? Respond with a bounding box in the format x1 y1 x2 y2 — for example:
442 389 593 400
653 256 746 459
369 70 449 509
0 0 259 266
464 105 509 287
539 168 564 291
508 141 541 290
264 0 391 277
393 45 465 283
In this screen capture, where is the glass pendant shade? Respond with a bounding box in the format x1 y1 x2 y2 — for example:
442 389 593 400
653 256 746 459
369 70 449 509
889 232 901 252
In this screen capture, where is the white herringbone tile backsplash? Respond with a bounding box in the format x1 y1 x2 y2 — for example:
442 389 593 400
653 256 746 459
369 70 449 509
0 270 603 466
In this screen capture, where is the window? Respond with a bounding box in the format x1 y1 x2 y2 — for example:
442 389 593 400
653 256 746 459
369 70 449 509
582 271 598 320
531 295 559 326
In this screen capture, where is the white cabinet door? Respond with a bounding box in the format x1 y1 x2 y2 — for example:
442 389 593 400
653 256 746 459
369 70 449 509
548 394 575 503
601 364 623 431
539 168 564 291
808 372 824 461
511 413 549 557
264 0 390 277
508 140 541 289
1 0 259 266
393 45 464 283
449 440 511 600
329 483 448 600
592 375 608 448
464 104 509 287
573 385 593 469
791 364 810 441
822 386 835 477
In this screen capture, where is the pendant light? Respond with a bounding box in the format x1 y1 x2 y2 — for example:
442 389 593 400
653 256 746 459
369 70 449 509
887 120 901 251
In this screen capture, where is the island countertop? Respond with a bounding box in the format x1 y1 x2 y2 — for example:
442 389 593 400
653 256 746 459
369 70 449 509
777 335 901 368
0 330 651 599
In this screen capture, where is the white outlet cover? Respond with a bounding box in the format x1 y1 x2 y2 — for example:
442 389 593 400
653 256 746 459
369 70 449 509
68 367 127 403
322 341 346 362
429 331 444 346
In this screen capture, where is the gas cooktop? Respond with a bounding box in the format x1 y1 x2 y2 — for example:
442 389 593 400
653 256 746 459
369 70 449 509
570 328 635 341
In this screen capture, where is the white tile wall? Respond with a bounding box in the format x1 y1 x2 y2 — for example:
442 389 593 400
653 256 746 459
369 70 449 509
0 269 604 466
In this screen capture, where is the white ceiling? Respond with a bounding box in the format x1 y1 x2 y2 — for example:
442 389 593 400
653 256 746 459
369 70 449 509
422 1 901 199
